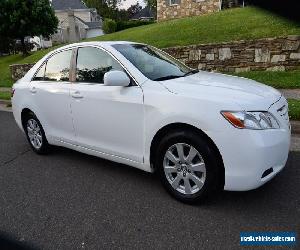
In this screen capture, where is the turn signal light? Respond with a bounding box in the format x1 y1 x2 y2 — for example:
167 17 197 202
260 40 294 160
221 111 245 128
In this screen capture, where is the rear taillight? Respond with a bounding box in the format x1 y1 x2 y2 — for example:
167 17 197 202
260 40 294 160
11 88 15 98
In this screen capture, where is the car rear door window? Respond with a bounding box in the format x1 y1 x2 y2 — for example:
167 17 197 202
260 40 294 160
76 47 123 84
44 50 72 81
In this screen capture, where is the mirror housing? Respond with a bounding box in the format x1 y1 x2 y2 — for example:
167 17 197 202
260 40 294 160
104 70 130 87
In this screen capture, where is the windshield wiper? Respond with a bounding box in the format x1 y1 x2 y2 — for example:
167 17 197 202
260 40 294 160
153 75 182 81
153 69 199 81
183 69 199 77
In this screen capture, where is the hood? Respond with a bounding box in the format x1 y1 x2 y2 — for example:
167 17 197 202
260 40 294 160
160 71 282 110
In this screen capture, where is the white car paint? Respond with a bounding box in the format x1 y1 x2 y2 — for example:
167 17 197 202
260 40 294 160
12 41 291 191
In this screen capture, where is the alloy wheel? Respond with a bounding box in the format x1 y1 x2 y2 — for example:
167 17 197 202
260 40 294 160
27 118 43 150
163 143 206 195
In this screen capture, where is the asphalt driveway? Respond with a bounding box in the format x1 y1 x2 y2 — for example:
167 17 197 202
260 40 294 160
0 111 299 249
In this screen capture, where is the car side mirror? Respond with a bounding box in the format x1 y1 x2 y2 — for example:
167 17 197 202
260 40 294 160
104 70 130 87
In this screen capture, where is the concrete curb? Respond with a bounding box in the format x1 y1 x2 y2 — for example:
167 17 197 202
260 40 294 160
0 87 11 92
0 99 11 105
0 102 12 112
291 121 300 135
280 89 300 100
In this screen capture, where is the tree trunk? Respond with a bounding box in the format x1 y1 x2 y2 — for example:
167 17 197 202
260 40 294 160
20 37 28 56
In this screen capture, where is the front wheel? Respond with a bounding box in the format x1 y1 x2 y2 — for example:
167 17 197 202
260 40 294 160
155 130 222 204
24 113 50 154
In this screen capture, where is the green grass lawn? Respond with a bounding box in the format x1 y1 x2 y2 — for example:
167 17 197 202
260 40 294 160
289 99 300 120
231 71 300 89
89 7 300 48
0 91 11 100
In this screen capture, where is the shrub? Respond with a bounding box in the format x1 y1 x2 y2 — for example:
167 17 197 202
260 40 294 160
103 19 117 34
0 37 14 55
116 20 154 32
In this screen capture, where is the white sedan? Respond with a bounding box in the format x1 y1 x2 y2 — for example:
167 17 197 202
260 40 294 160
12 42 291 203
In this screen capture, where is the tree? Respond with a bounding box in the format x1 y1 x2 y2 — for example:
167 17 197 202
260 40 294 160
85 0 132 21
144 0 157 16
0 0 58 55
85 0 121 20
127 2 142 19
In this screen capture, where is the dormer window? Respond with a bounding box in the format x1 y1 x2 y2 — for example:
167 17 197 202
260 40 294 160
170 0 180 5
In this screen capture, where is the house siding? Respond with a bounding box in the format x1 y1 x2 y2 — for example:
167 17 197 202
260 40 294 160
157 0 220 21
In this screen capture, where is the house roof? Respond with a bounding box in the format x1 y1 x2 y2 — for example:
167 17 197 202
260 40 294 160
74 16 102 29
51 0 88 10
85 21 101 29
131 6 154 20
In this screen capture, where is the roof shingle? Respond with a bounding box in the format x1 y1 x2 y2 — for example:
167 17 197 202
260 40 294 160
51 0 88 10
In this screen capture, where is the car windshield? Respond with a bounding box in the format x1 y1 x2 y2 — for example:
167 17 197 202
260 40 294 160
112 44 198 81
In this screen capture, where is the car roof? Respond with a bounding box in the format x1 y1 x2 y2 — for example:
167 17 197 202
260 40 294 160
53 41 141 52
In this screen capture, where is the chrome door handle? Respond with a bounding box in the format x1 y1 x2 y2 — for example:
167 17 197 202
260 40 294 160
30 86 37 93
72 91 83 99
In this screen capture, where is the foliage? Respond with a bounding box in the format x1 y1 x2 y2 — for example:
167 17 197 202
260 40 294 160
144 0 157 16
0 37 15 55
103 19 117 34
127 2 142 19
0 0 58 55
84 0 126 20
116 20 154 32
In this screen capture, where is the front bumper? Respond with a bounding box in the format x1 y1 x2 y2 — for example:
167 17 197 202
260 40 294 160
208 95 291 191
208 125 291 191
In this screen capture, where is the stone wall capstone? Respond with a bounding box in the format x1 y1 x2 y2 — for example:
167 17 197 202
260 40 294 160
10 63 35 81
163 36 300 72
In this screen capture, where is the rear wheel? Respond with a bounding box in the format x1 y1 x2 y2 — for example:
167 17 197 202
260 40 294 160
24 113 50 154
155 130 222 204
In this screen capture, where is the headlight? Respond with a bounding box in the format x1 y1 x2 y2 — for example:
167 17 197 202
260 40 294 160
221 111 280 130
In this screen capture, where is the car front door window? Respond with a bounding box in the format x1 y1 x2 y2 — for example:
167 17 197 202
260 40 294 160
76 47 123 84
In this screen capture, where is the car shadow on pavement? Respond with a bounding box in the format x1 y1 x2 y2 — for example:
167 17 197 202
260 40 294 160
202 151 300 216
0 231 39 250
48 146 300 209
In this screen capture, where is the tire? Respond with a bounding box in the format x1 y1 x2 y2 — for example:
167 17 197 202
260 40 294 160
155 129 222 204
24 112 50 154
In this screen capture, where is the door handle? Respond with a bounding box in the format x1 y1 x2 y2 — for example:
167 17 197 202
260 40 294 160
30 86 37 94
71 91 83 99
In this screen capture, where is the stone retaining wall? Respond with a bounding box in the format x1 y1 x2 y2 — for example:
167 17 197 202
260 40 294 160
163 36 300 72
10 63 35 81
9 36 300 81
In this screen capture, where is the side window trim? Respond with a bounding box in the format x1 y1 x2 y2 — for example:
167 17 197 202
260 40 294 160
31 62 47 81
73 45 138 86
70 48 78 82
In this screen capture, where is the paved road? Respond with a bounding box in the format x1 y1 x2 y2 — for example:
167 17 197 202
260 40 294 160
0 111 299 250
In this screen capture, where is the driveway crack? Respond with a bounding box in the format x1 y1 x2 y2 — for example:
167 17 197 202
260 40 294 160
0 149 31 166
